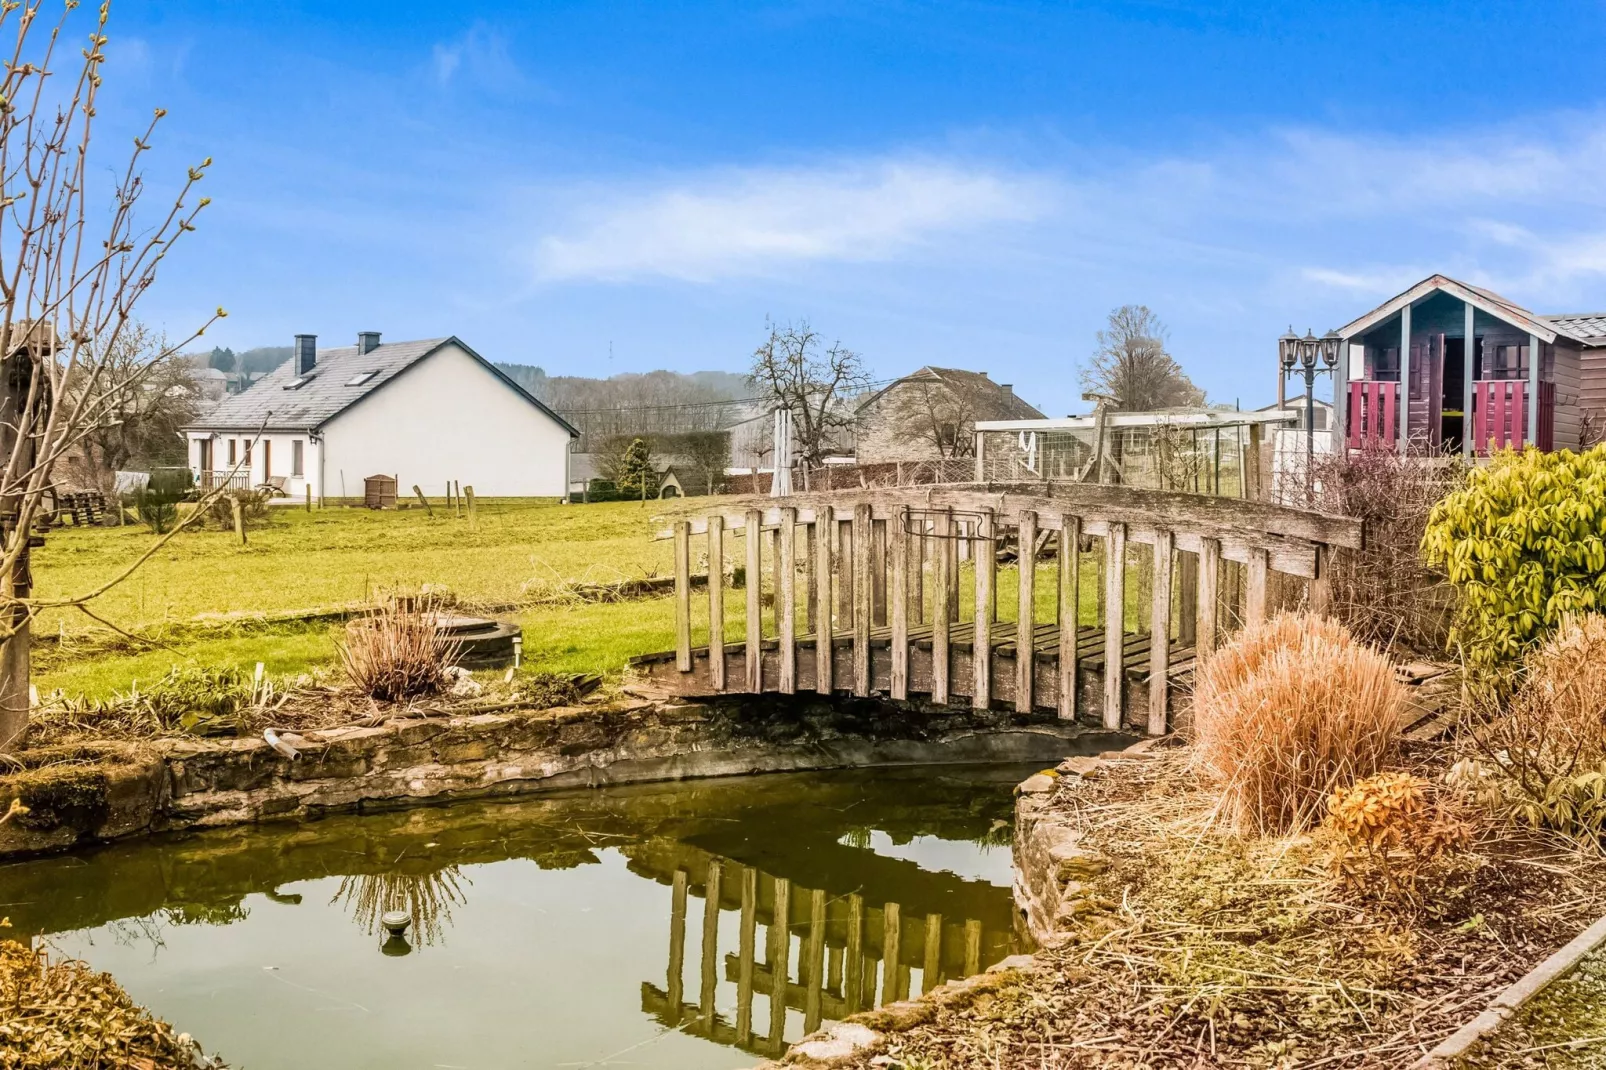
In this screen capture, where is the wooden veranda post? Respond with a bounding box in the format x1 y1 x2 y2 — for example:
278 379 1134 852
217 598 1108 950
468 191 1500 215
745 508 763 692
1057 515 1081 720
1103 522 1126 730
1016 510 1037 713
674 520 692 671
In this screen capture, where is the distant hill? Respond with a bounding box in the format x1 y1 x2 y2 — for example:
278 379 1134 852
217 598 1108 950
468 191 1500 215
495 364 756 450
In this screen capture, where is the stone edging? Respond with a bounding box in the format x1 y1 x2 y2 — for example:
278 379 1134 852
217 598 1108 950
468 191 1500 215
758 737 1161 1067
1411 912 1606 1068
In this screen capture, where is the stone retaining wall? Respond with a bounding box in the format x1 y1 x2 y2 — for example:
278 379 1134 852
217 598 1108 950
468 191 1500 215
0 695 1126 861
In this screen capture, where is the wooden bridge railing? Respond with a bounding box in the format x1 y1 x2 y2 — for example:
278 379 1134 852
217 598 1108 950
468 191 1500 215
638 483 1364 735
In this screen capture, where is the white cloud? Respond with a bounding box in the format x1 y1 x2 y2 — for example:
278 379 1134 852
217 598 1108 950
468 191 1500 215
432 23 520 88
534 159 1054 283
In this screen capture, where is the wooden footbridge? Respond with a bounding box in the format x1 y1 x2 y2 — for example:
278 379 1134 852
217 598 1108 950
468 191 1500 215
631 483 1364 735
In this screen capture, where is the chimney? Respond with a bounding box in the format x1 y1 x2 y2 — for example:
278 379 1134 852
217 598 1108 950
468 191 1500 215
357 331 381 355
294 334 317 375
1000 383 1014 397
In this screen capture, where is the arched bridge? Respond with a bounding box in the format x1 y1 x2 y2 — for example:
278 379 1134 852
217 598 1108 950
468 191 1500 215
629 483 1364 736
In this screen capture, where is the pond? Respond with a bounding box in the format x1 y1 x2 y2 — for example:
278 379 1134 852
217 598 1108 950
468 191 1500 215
1 765 1037 1068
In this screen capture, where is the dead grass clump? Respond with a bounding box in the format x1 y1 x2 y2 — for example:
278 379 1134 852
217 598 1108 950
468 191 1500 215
338 600 460 702
1191 611 1406 834
1467 614 1606 839
0 937 224 1068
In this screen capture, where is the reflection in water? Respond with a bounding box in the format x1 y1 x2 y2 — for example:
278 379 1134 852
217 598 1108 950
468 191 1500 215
1 765 1040 1069
331 869 470 947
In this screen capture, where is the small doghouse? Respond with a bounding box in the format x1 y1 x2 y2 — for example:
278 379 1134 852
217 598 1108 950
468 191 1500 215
363 473 398 509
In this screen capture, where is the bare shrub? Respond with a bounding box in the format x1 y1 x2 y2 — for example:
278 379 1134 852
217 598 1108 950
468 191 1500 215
1468 615 1606 839
1191 611 1406 834
338 601 460 702
1304 445 1465 656
205 488 272 529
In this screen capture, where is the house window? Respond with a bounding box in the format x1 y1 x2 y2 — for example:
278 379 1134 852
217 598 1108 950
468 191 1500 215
227 439 237 466
345 371 378 386
291 440 304 477
285 374 315 389
1368 346 1400 381
243 440 252 465
1491 344 1529 380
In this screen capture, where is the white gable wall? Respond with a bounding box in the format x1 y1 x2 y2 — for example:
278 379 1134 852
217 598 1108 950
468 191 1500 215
319 342 572 498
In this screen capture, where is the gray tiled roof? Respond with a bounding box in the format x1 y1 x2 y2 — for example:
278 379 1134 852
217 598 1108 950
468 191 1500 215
182 336 578 434
1540 314 1606 342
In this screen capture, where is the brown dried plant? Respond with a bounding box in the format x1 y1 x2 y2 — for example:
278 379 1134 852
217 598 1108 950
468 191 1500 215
337 599 461 702
1324 771 1473 901
1191 611 1406 834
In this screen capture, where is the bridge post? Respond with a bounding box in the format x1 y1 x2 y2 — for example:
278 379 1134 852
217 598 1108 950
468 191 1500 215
674 520 692 673
1197 537 1221 658
708 515 725 691
737 866 757 1044
972 508 994 710
845 894 865 1014
804 888 827 1033
853 503 872 697
932 510 952 704
1103 522 1126 730
814 508 834 694
745 509 763 693
890 507 910 701
1246 547 1270 627
700 860 723 1025
768 877 792 1044
1057 515 1081 721
1149 529 1173 736
779 508 797 693
1310 544 1332 615
1016 510 1037 713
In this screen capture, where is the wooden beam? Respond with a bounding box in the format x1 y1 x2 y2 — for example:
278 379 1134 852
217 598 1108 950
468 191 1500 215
675 520 692 672
911 516 926 624
768 878 791 1043
815 508 834 694
972 508 994 710
768 526 782 636
1464 301 1476 461
1103 522 1126 730
700 860 723 1023
1197 536 1221 658
803 888 827 1033
778 508 797 693
1246 546 1269 627
853 504 872 697
1149 529 1173 736
804 522 817 634
945 517 959 624
1058 515 1081 721
745 508 763 693
1177 549 1198 646
1016 510 1037 714
837 519 854 629
1528 330 1541 445
1399 302 1412 453
1310 543 1332 616
890 507 910 701
932 510 952 704
708 515 726 691
871 519 888 627
737 867 757 1043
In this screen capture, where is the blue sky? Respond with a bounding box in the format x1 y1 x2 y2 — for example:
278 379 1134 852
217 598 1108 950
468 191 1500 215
108 1 1606 415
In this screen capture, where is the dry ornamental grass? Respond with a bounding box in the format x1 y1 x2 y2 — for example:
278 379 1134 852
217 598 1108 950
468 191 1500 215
337 600 461 702
1190 612 1406 834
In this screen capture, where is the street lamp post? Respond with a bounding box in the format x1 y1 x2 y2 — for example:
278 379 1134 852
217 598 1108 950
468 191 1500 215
1278 327 1343 478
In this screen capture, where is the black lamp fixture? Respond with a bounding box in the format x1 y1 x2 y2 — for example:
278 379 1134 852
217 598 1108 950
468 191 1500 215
1278 326 1343 476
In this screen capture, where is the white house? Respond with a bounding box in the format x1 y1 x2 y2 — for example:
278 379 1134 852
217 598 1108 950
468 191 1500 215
182 333 578 499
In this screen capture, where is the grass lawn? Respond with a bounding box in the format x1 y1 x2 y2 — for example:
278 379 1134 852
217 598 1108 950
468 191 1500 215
33 499 688 698
32 497 1167 699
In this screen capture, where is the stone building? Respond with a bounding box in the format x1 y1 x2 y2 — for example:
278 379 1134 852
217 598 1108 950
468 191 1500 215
855 367 1045 464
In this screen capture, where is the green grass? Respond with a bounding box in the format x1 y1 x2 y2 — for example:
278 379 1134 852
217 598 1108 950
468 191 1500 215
32 499 686 698
30 498 1179 700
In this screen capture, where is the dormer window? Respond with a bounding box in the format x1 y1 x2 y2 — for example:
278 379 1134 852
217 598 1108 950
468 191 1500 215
346 370 379 387
285 374 316 390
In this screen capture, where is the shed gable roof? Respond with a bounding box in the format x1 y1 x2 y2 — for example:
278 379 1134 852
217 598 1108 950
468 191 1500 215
1335 274 1606 346
183 336 578 435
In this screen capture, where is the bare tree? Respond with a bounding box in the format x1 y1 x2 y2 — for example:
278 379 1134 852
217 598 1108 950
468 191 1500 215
1081 306 1205 412
884 378 977 458
748 320 869 469
0 2 222 750
67 323 203 491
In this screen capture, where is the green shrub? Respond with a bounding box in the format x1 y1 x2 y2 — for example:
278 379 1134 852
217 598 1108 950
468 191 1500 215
1422 445 1606 674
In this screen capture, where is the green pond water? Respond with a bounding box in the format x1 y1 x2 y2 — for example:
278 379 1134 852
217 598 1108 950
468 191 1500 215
0 765 1039 1069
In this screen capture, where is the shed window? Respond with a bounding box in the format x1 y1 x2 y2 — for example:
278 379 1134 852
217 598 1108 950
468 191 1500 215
1368 346 1400 381
1490 344 1528 380
291 440 304 477
345 371 378 386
